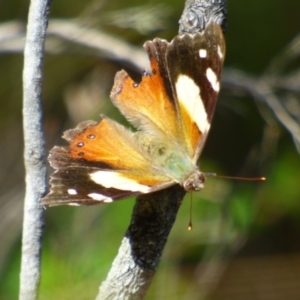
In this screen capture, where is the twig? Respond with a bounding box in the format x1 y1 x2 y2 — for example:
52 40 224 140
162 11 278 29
0 19 148 71
179 0 227 34
47 20 148 71
19 0 50 299
222 69 300 151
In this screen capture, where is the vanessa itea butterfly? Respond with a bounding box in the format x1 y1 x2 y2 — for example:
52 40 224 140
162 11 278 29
42 21 225 206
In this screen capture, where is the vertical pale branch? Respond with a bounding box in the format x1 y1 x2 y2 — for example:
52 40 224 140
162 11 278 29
97 1 227 299
20 0 51 299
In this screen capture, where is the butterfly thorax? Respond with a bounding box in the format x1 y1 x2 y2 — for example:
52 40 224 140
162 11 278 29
152 141 206 191
136 132 204 191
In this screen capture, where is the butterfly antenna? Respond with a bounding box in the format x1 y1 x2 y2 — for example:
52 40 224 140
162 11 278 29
204 172 266 182
187 173 264 230
188 192 193 231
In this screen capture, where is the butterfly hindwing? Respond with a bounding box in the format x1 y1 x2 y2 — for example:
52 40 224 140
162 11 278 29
45 166 140 206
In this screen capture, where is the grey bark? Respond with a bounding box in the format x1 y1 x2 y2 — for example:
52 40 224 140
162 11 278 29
97 186 186 300
19 0 51 299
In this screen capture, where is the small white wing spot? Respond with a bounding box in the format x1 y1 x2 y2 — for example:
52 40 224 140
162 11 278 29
90 171 151 193
68 203 81 206
67 188 77 195
217 45 224 59
175 75 209 134
206 68 220 92
103 198 113 203
88 193 113 202
199 49 207 58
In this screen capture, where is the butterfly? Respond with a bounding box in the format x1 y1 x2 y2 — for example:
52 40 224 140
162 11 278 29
42 21 225 206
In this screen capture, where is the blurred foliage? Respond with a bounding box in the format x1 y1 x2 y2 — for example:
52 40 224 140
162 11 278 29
1 0 300 299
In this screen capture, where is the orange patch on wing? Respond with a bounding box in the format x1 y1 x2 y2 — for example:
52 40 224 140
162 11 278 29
67 117 149 170
66 117 172 187
123 171 170 187
179 104 202 157
110 59 181 142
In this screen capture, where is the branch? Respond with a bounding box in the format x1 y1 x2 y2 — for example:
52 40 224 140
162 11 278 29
179 0 227 34
97 186 185 300
19 0 50 299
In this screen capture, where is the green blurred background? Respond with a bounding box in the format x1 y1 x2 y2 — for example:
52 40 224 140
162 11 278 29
1 0 300 299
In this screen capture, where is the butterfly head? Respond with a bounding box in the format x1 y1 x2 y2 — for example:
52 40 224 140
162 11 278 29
183 169 205 191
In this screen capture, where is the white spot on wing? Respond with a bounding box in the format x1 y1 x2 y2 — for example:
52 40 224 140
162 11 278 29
206 68 220 92
175 75 209 133
217 45 224 59
103 198 113 203
88 193 113 202
199 49 207 58
90 171 151 193
68 203 80 206
67 188 77 195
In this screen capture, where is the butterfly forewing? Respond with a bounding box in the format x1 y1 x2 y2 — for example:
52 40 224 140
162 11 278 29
165 22 225 161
